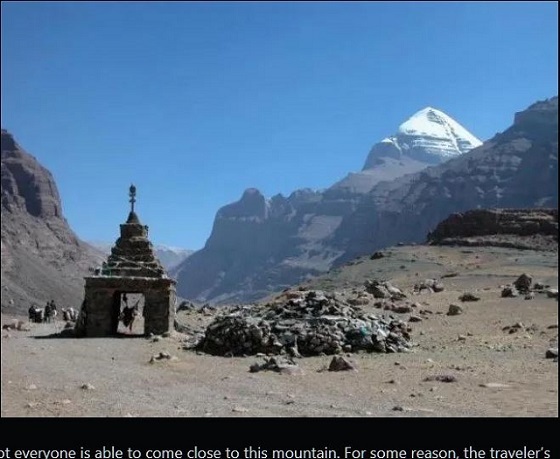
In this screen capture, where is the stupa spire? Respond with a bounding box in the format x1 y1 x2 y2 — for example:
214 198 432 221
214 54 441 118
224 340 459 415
129 183 136 213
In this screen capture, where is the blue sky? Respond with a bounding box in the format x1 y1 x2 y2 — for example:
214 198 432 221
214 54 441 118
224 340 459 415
1 1 558 250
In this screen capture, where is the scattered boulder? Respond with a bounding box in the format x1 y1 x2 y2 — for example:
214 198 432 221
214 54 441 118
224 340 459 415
414 279 445 293
513 273 532 293
392 304 413 314
459 292 480 302
545 348 558 359
365 280 406 300
533 282 549 290
249 356 301 375
501 286 519 298
328 356 358 372
370 251 385 260
546 289 558 299
447 304 463 316
149 351 177 363
502 322 525 334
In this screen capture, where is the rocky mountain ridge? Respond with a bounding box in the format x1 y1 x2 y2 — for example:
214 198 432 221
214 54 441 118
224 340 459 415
171 107 483 304
173 97 558 305
426 208 558 251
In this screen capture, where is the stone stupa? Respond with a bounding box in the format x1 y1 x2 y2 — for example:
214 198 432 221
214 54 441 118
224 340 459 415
75 184 177 337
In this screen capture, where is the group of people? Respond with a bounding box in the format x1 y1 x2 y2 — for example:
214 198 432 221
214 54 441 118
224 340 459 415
44 300 58 322
28 300 58 323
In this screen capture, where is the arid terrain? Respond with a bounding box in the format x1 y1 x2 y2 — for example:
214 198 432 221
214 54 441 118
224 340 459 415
1 244 558 418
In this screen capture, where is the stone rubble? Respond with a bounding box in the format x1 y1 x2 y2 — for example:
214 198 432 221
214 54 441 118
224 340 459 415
249 356 301 374
500 275 558 300
197 289 414 357
413 279 445 294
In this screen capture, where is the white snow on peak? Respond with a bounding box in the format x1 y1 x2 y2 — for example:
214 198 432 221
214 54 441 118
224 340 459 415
362 106 482 171
398 107 482 152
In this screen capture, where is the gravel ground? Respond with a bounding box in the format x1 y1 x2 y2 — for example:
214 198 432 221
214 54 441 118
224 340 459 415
2 246 557 417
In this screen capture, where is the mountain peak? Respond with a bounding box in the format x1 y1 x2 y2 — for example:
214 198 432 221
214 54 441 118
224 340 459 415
398 107 481 146
362 106 482 170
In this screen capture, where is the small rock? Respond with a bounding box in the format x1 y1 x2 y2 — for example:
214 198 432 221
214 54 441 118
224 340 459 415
501 286 519 298
433 282 445 293
424 374 457 383
328 356 357 372
459 292 480 302
26 384 37 391
545 348 558 359
546 289 558 299
80 383 95 390
447 304 463 316
392 405 404 411
513 273 532 293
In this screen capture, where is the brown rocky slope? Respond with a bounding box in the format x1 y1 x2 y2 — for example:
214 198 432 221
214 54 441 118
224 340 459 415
1 129 103 314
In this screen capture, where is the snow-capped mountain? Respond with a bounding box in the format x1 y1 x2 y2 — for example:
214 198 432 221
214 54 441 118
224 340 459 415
89 241 193 271
173 105 486 304
333 107 482 194
364 106 482 167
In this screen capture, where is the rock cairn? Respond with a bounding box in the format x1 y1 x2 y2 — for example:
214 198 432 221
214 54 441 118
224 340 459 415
197 289 413 357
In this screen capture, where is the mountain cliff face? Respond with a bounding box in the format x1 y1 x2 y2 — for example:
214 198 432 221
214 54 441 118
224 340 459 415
1 130 103 313
172 107 483 304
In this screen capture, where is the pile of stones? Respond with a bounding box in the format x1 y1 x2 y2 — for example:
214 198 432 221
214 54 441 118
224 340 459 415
197 289 413 357
501 273 558 300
